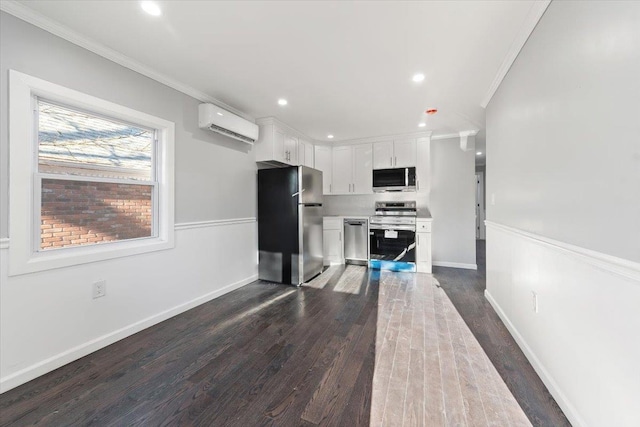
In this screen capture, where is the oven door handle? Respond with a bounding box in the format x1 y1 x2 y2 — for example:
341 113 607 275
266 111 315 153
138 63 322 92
370 224 416 231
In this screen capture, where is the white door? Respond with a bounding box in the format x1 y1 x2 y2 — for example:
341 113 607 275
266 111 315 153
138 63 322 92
332 146 353 194
314 146 332 194
373 141 394 169
284 135 298 165
303 141 314 167
352 144 373 194
393 139 417 167
273 128 286 163
323 229 343 265
416 232 432 273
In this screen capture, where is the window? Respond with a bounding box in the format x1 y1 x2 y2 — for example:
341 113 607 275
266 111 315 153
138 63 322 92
9 71 175 275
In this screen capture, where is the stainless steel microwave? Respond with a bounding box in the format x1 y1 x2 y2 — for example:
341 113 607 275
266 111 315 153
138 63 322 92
372 167 416 192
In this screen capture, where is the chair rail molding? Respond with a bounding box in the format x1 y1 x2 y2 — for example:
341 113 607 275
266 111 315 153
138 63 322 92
485 221 640 282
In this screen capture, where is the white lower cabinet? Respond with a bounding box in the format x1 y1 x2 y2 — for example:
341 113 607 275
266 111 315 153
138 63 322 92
323 217 344 265
416 219 432 273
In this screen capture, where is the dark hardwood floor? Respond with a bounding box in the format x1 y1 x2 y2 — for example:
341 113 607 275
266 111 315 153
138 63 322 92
0 269 378 426
0 243 570 426
433 240 571 427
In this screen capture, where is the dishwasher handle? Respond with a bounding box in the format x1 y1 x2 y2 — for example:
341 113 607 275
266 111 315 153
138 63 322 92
344 219 367 226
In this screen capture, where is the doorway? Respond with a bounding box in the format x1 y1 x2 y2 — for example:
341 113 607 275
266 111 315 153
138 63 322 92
475 172 485 240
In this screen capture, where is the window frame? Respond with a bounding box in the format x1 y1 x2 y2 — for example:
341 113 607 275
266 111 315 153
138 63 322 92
9 70 175 276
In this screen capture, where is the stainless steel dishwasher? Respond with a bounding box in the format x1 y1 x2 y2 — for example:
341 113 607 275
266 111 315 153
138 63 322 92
343 218 368 265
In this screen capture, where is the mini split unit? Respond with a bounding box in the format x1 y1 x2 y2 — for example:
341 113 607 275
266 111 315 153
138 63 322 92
198 103 259 144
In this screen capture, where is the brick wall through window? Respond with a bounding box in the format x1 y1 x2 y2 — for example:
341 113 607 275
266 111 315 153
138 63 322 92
41 179 153 250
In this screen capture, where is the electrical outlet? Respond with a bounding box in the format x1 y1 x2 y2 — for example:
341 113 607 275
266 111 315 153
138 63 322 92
532 291 538 313
93 280 106 299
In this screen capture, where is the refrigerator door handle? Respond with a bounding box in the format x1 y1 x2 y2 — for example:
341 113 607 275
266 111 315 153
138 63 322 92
292 188 306 198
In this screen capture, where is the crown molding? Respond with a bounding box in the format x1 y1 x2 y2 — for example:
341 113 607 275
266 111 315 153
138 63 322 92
0 0 254 122
480 0 551 108
320 130 433 146
255 117 314 142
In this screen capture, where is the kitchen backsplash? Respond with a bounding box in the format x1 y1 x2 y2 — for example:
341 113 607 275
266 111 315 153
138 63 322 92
323 192 430 216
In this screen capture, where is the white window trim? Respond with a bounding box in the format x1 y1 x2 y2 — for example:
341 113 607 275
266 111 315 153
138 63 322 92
9 70 175 276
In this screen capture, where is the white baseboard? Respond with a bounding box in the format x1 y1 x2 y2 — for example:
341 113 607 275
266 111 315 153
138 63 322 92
484 289 586 427
0 274 258 393
432 261 477 270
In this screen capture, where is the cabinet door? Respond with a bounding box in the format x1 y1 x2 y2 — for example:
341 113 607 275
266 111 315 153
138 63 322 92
416 232 432 273
273 127 286 163
373 141 394 169
352 144 373 194
323 229 343 265
332 146 353 195
314 146 333 195
304 142 315 167
300 140 314 168
284 135 298 165
393 139 417 167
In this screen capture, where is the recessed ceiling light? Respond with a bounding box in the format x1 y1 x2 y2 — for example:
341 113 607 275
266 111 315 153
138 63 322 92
412 73 425 83
476 152 483 156
277 99 288 106
327 134 334 139
141 1 162 16
418 123 426 128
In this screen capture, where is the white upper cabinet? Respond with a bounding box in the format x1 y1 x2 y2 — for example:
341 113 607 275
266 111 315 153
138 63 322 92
373 141 394 169
299 139 314 168
332 146 352 195
314 145 333 195
332 144 372 195
416 136 431 196
393 139 417 167
284 134 298 165
254 118 302 166
373 139 417 169
352 144 373 194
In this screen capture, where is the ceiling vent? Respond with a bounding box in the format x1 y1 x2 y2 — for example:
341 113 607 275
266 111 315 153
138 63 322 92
198 103 258 144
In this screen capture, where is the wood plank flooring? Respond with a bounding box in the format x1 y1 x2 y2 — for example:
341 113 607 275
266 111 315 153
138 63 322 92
0 254 567 426
434 241 571 427
369 269 531 427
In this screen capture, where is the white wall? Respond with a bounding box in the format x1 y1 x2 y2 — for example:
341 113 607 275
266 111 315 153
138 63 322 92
430 137 476 268
0 12 258 392
486 1 640 426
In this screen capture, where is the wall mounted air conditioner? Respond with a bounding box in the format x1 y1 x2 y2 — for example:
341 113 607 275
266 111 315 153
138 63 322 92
198 103 259 144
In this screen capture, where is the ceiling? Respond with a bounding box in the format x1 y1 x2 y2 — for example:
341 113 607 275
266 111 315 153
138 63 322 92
12 0 542 155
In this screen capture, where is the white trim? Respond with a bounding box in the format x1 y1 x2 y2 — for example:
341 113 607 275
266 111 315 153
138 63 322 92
0 273 258 394
0 0 253 122
485 221 640 281
485 289 586 427
431 133 463 141
313 130 433 146
0 238 9 249
432 261 477 270
9 70 175 276
175 218 257 231
480 0 551 108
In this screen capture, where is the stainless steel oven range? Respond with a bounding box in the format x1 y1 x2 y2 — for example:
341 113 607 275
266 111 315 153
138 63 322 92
369 201 417 272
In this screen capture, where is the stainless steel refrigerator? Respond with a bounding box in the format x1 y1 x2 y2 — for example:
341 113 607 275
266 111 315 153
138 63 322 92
258 166 323 285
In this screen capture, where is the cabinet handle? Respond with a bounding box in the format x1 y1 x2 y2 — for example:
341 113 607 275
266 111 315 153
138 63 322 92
417 234 420 245
329 184 332 193
394 156 397 166
339 231 341 241
417 180 420 191
390 157 393 167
